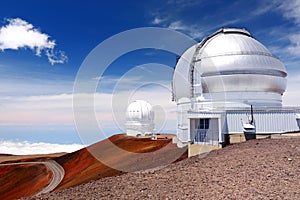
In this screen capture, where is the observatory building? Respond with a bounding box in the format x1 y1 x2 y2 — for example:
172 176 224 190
172 28 300 147
126 100 155 136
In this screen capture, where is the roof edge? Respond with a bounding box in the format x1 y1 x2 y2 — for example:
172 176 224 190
199 27 252 48
221 28 251 36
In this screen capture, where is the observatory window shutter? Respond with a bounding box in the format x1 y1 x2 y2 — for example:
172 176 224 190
200 119 204 129
199 118 210 129
205 118 210 129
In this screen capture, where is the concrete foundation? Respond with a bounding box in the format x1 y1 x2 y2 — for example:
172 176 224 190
188 143 221 157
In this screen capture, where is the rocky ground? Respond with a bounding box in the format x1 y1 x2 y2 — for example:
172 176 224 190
27 137 300 200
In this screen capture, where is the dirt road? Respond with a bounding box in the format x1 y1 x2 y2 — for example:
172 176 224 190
0 160 64 195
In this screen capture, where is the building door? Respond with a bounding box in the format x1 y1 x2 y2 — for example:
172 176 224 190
297 118 300 129
194 118 210 143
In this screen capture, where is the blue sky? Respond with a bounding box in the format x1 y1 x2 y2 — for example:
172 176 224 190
0 0 300 154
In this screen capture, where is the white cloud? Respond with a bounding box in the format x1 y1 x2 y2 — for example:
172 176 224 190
0 140 85 155
0 93 73 126
150 11 204 39
0 93 113 127
45 49 68 65
251 1 278 16
97 75 145 91
168 21 186 30
152 17 165 25
0 18 67 65
276 1 300 57
166 0 200 8
283 72 300 106
278 0 300 25
0 86 177 134
167 20 203 39
151 17 238 40
287 34 300 56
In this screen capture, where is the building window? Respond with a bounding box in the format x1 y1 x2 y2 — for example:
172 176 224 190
196 118 210 129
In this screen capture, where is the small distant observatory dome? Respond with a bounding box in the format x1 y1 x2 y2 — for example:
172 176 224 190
126 100 155 136
173 28 287 107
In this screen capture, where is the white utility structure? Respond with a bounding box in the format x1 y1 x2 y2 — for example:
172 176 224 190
172 28 300 147
125 100 155 136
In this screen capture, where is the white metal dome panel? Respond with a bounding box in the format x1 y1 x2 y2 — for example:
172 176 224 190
126 100 155 136
173 28 288 108
172 45 197 101
126 100 154 122
198 34 271 60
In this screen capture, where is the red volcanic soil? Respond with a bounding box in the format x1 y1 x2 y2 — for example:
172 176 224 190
0 153 13 156
0 164 52 200
0 153 66 164
34 138 300 200
55 134 187 190
0 134 186 199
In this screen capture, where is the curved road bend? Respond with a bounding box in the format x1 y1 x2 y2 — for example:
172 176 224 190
0 160 65 195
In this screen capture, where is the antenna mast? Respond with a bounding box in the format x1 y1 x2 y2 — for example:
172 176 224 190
250 105 254 125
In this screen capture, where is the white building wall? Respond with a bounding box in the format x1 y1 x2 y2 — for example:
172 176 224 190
177 100 191 142
126 122 155 136
185 109 300 145
226 110 300 134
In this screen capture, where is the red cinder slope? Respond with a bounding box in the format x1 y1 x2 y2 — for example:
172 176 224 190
0 164 52 200
55 134 187 190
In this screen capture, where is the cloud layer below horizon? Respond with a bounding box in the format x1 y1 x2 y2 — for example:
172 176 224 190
0 140 85 155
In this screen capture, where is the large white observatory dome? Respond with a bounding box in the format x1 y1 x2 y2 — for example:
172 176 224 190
173 28 287 108
126 100 155 136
